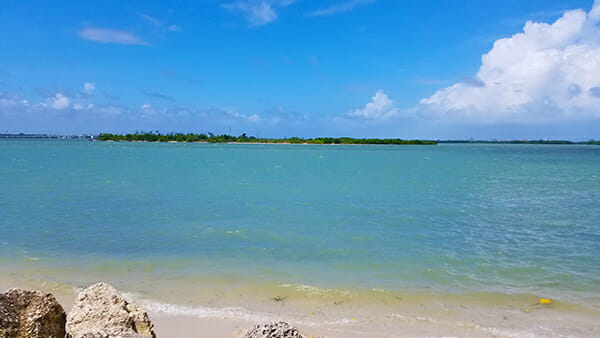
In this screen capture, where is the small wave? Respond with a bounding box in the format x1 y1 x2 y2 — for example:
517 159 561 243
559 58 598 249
121 292 353 327
277 282 351 297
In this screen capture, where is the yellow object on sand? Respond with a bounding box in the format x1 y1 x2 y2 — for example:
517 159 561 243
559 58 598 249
540 298 552 304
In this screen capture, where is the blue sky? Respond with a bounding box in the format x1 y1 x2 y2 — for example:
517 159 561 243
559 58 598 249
1 0 600 139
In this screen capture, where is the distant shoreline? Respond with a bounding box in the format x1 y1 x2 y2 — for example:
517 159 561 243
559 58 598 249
94 133 438 145
1 133 599 145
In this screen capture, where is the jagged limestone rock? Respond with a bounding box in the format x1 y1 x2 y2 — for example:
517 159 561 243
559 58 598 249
244 321 303 338
0 288 66 338
66 282 155 338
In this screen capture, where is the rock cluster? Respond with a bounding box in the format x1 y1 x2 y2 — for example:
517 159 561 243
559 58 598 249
0 288 66 338
244 321 303 338
66 282 155 338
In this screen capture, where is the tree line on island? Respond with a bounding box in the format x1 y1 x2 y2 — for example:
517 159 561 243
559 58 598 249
95 132 437 145
93 132 600 145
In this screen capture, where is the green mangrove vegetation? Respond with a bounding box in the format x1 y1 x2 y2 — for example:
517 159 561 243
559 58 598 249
92 132 600 145
95 132 437 145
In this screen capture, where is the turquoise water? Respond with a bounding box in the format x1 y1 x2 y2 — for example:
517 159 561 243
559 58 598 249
1 140 599 308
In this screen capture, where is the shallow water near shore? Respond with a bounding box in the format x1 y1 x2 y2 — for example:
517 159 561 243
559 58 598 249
1 140 600 336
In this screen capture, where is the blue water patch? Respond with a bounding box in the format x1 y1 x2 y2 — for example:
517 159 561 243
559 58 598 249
1 140 599 304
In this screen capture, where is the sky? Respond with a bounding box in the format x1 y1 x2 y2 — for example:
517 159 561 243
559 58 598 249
1 0 600 140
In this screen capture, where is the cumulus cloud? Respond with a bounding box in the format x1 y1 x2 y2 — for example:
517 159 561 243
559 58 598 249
78 28 149 46
83 82 96 95
349 90 399 120
310 0 375 17
44 93 71 110
1 89 275 134
417 1 600 123
248 114 261 122
223 0 296 25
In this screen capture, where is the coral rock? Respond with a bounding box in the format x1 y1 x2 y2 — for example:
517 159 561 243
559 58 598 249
244 321 303 338
66 282 155 338
0 288 66 338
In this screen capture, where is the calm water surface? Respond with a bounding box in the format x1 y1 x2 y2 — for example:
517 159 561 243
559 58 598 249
1 140 599 308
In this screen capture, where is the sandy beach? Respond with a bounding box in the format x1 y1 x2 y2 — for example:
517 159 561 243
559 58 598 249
3 274 600 337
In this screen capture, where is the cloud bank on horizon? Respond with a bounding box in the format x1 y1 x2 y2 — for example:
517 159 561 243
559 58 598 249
416 0 600 123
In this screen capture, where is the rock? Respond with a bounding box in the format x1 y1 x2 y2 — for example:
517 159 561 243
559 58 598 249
244 321 303 338
66 282 155 338
0 288 67 338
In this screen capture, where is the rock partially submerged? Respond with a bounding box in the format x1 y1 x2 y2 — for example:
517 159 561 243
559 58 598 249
66 282 155 338
244 321 303 338
0 288 67 338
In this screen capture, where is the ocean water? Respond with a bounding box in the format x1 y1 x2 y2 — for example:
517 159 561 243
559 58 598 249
1 140 600 335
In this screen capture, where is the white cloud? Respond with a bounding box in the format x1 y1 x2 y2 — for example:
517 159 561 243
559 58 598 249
0 93 26 107
418 1 600 123
139 13 161 26
140 103 156 116
310 0 375 17
248 114 261 122
168 24 182 32
45 93 71 110
349 90 399 120
72 103 94 111
223 0 296 25
83 82 96 95
78 28 149 46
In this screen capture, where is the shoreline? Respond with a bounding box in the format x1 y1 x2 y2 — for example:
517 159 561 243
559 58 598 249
3 134 599 145
95 140 436 146
2 273 600 337
94 133 438 145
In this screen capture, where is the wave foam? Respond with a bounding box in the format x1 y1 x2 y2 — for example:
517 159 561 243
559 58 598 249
121 292 353 327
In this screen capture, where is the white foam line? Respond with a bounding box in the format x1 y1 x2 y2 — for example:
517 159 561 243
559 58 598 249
121 292 354 327
122 292 542 337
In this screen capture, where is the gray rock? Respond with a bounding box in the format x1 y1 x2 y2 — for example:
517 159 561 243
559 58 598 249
0 288 67 338
244 321 303 338
66 283 155 338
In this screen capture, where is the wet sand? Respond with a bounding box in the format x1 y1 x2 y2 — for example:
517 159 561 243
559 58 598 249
3 274 600 337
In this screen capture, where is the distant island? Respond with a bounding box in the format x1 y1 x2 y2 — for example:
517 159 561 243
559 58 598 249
436 139 600 145
94 132 437 145
2 133 598 145
0 133 93 140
